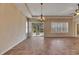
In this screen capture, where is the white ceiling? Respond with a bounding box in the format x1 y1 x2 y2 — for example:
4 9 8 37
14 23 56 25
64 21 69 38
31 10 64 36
27 3 78 16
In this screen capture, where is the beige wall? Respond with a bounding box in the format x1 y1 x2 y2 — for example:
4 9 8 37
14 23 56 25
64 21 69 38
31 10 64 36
73 16 79 37
44 16 74 37
0 4 27 54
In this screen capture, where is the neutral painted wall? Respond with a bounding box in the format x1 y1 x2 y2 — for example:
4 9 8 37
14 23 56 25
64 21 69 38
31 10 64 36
0 4 27 54
44 16 74 37
73 16 79 37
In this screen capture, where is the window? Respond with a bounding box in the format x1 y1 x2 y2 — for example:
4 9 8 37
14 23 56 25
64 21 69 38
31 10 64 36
51 22 68 33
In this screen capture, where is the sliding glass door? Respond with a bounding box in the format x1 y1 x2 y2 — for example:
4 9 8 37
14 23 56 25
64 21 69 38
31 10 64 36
32 22 44 36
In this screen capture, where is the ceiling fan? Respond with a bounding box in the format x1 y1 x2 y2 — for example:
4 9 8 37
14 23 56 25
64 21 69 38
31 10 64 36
74 4 79 16
60 4 79 16
33 3 45 22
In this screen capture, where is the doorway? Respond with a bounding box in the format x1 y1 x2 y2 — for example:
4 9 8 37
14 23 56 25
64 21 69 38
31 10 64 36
32 22 44 36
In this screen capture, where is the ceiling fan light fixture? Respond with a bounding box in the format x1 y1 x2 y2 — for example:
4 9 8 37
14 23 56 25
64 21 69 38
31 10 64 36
76 12 79 15
76 9 79 13
42 17 45 20
40 3 45 22
76 9 79 15
75 4 79 16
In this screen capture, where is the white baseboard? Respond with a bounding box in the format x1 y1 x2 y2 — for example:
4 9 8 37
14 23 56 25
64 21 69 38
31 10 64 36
0 34 27 55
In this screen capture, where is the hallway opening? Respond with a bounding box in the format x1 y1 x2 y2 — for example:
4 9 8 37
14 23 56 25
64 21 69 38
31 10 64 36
32 22 44 36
